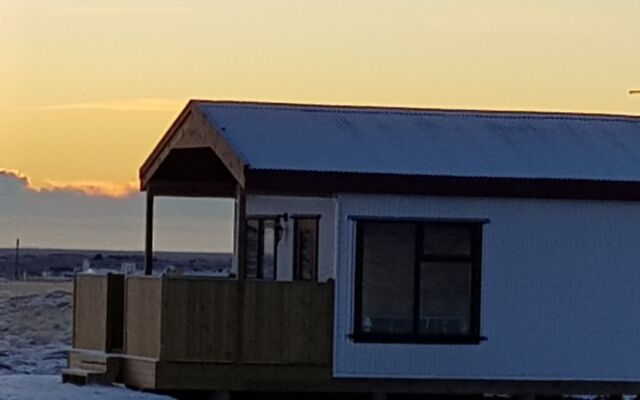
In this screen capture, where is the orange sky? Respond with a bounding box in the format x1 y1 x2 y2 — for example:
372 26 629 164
2 1 640 193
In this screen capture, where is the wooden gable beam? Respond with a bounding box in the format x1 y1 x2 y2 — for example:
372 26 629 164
139 101 246 191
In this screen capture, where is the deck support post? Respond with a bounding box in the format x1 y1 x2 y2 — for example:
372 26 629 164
144 186 155 275
233 186 247 365
233 186 246 279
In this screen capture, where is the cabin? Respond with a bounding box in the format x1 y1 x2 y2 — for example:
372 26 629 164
65 101 640 397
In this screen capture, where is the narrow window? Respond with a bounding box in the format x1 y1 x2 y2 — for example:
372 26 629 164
244 217 278 280
245 219 260 279
260 219 277 280
293 216 320 281
354 219 484 344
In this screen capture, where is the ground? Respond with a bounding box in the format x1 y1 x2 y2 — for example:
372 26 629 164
0 279 72 375
0 375 175 400
0 279 172 399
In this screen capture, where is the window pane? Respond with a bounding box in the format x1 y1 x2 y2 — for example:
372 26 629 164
260 220 276 280
294 218 318 281
361 222 415 334
245 219 259 279
423 225 471 256
419 262 472 336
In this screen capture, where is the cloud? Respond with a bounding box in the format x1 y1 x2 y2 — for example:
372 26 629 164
0 170 138 199
0 170 144 250
0 170 233 251
19 98 185 113
40 180 139 199
0 169 30 191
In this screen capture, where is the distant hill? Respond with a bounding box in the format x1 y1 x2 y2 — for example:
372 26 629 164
0 248 232 279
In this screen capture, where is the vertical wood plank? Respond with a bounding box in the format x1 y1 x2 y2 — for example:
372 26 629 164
241 280 257 362
282 282 310 364
74 275 109 351
161 279 240 362
125 277 162 358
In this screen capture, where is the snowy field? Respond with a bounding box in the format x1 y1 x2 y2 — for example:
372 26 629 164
0 375 174 400
0 280 173 399
0 280 72 376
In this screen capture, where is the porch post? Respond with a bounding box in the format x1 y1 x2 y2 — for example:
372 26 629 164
144 186 155 275
233 185 247 363
234 186 246 279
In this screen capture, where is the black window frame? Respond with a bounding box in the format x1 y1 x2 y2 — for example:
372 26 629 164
292 215 321 281
352 217 487 345
244 215 280 280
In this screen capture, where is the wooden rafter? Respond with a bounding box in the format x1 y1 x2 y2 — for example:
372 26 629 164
139 101 246 191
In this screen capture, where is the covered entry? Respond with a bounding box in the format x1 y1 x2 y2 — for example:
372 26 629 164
139 104 247 276
66 101 334 390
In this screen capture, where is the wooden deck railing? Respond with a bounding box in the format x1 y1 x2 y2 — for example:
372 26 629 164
75 275 334 366
73 274 124 352
124 276 163 358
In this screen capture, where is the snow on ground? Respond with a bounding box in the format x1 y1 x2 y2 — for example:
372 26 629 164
0 375 174 400
0 280 176 399
0 281 72 375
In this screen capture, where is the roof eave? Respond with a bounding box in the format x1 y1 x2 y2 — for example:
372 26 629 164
245 169 640 201
139 101 197 191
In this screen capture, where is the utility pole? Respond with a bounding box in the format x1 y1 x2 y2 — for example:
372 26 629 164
630 90 640 95
14 238 20 281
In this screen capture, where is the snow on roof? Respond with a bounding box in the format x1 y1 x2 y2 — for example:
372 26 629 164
197 101 640 182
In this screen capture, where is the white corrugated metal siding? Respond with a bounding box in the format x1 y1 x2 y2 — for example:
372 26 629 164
334 193 640 381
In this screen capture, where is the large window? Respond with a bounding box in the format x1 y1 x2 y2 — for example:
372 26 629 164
354 219 484 344
245 217 279 280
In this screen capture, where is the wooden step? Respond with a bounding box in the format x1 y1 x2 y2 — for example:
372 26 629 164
61 368 113 385
63 352 122 386
68 350 122 373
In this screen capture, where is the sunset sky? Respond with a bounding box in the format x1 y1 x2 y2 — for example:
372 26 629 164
1 1 640 250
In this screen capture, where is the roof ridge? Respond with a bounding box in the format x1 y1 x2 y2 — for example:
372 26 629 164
193 99 640 124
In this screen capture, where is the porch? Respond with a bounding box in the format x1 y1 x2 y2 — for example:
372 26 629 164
64 106 337 391
66 274 334 391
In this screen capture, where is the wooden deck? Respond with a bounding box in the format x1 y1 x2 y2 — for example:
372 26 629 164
69 274 334 390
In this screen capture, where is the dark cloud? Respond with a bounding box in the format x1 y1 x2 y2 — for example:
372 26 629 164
0 171 233 251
